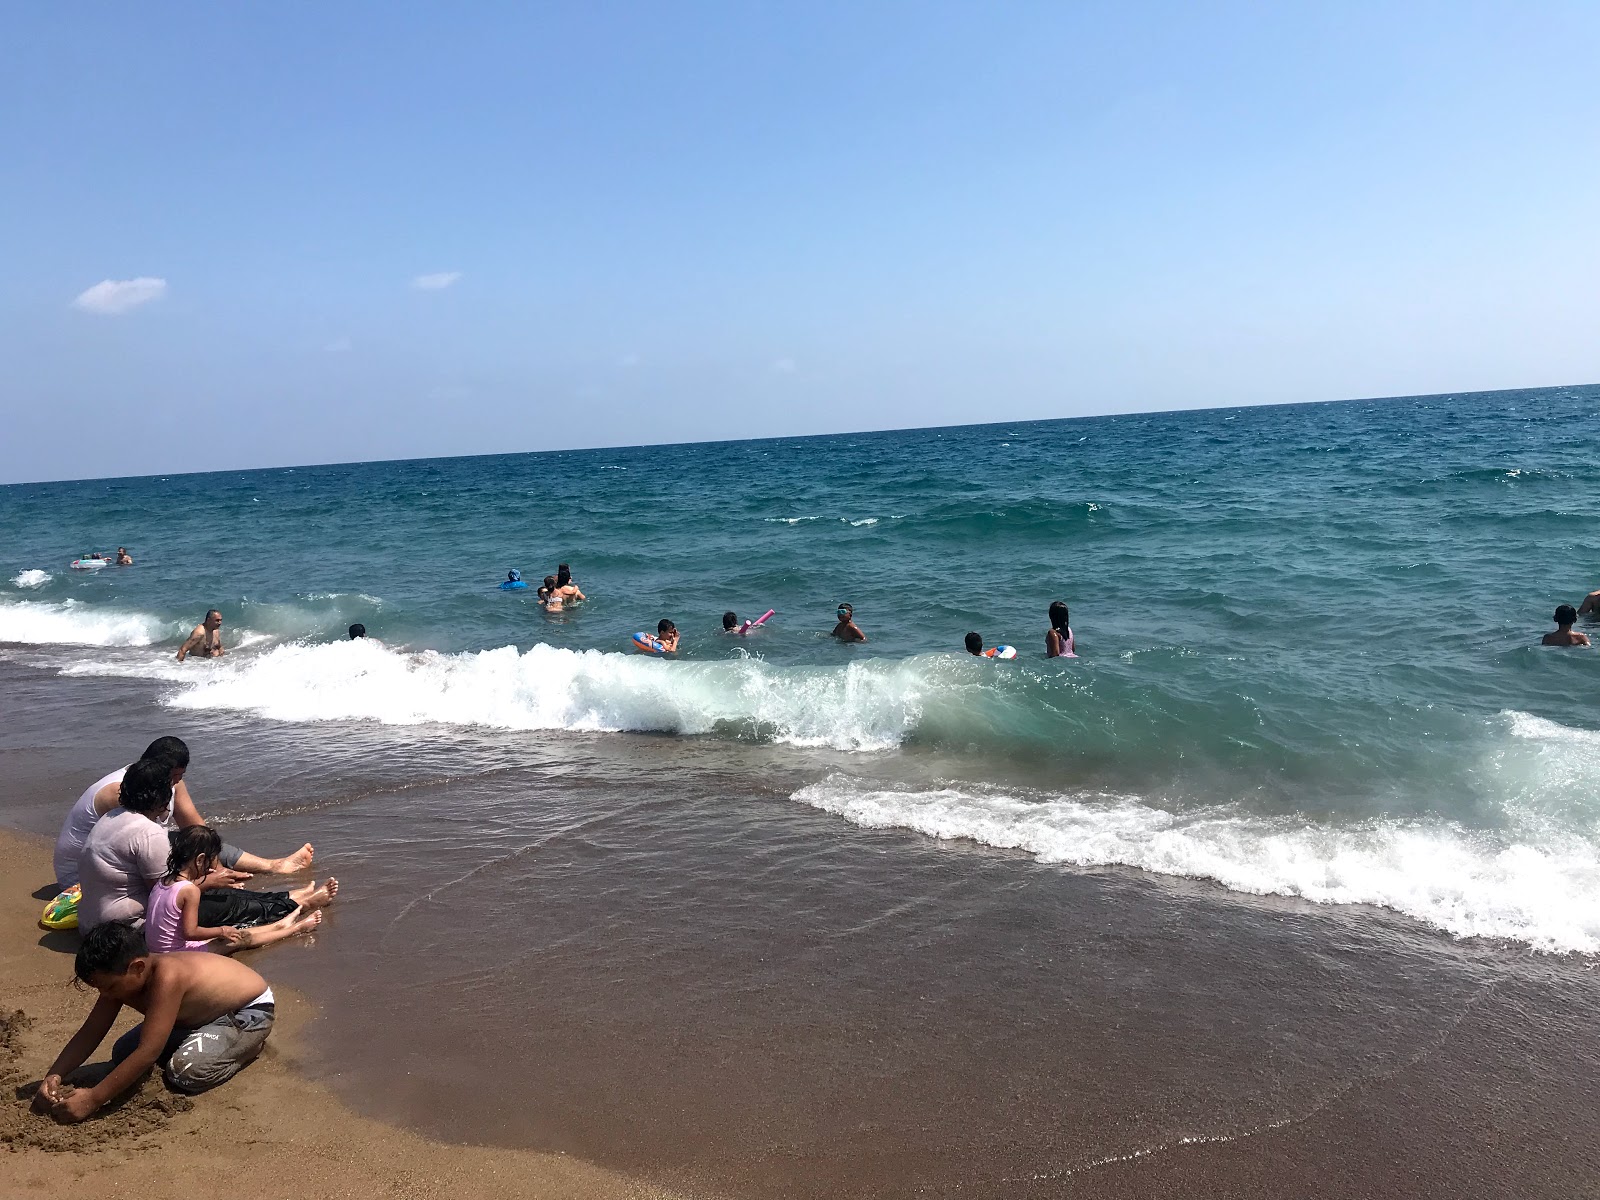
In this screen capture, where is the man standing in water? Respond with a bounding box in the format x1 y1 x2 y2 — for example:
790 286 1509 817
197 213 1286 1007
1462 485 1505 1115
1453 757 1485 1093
1578 590 1600 618
176 610 225 661
1542 605 1591 646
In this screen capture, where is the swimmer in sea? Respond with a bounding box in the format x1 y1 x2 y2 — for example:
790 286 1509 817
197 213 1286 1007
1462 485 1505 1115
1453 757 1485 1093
831 603 867 643
115 547 133 566
348 624 366 640
655 619 680 653
1045 601 1076 658
176 610 225 661
554 563 586 605
964 631 984 656
1542 604 1591 647
1578 590 1600 619
723 611 741 634
541 575 563 612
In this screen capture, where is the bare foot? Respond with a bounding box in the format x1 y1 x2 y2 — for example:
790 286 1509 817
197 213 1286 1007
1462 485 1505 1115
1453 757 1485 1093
271 844 314 874
296 877 339 910
291 909 323 935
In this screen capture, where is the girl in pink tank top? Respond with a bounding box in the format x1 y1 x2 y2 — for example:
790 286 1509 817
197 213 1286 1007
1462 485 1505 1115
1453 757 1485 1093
147 826 325 954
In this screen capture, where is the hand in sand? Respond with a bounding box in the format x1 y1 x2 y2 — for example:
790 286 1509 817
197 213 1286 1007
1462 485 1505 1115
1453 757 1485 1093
31 1074 64 1115
50 1086 99 1124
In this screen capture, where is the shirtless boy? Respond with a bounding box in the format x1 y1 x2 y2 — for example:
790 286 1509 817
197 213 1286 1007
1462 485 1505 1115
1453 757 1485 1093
1542 604 1591 647
176 610 225 661
34 922 279 1121
831 603 867 643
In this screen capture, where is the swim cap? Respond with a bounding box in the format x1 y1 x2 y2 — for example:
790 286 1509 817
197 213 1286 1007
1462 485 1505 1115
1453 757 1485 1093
508 569 522 582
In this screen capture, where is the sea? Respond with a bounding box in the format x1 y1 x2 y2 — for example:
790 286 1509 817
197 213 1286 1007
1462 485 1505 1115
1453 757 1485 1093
3 383 1600 1195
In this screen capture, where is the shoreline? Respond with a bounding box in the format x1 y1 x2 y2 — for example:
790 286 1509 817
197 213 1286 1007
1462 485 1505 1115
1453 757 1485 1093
0 827 687 1200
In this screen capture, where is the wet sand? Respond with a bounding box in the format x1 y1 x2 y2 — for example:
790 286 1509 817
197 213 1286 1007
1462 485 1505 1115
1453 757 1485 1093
0 828 682 1200
4 659 1600 1197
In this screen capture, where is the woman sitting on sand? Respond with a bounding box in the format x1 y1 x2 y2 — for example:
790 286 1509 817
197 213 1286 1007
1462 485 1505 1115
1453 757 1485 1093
145 826 333 953
79 759 336 935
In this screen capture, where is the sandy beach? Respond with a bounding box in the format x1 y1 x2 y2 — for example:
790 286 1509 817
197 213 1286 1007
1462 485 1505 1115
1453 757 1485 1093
0 826 684 1200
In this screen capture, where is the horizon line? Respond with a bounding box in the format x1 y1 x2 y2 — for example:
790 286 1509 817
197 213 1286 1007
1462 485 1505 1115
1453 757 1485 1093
4 378 1594 490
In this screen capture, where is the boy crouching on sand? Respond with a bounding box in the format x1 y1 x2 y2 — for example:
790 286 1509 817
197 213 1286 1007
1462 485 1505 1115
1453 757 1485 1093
33 922 277 1122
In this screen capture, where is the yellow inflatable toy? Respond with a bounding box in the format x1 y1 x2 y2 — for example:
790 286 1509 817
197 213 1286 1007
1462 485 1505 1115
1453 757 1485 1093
40 884 80 931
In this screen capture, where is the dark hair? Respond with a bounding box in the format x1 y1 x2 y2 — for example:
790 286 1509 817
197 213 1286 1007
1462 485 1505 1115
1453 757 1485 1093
556 564 572 588
1048 601 1070 630
723 611 738 630
164 825 223 883
1556 604 1578 625
75 921 147 983
205 609 222 620
658 618 676 635
349 623 366 639
544 576 557 589
140 735 190 770
119 757 173 816
837 602 852 615
964 631 983 654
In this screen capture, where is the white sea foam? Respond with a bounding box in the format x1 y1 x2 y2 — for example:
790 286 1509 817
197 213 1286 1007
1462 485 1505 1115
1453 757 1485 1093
64 638 932 751
0 599 177 647
11 569 51 589
792 768 1600 954
847 517 879 527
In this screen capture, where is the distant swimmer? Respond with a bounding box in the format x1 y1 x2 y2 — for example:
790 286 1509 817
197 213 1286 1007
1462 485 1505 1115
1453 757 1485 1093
1045 601 1077 658
115 547 133 566
1578 590 1600 619
499 569 528 591
554 563 586 605
724 609 774 635
176 610 225 661
348 623 366 639
723 611 741 634
1542 605 1591 647
831 603 867 643
965 631 1017 659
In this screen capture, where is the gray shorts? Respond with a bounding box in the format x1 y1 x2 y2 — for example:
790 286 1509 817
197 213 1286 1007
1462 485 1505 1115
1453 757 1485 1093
111 999 275 1094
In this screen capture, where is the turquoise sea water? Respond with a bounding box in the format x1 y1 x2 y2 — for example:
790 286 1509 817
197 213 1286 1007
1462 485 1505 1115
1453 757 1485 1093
3 383 1599 950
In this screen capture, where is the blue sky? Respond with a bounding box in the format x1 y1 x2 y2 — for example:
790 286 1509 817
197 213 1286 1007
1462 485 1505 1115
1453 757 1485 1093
2 2 1597 483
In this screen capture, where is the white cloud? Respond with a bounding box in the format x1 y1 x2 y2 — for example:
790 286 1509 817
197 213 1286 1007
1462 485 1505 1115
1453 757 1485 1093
772 357 798 374
72 277 167 315
412 271 462 291
323 336 352 353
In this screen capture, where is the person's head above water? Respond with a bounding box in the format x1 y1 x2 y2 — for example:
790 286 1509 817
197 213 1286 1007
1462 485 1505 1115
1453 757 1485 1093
556 564 572 588
658 618 677 635
723 611 739 631
1048 601 1070 630
203 609 222 628
964 631 983 655
837 603 853 618
349 623 366 639
507 569 522 583
1555 604 1579 627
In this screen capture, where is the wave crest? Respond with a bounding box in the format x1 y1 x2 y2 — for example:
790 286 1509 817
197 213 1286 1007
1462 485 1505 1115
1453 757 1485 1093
0 599 177 647
792 775 1600 954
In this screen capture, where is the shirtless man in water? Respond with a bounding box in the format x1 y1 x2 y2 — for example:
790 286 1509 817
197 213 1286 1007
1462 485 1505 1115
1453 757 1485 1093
1578 590 1600 619
176 610 224 661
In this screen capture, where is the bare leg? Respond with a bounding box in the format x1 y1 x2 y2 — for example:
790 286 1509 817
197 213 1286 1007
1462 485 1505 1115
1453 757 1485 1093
288 877 339 910
233 908 321 951
232 844 315 875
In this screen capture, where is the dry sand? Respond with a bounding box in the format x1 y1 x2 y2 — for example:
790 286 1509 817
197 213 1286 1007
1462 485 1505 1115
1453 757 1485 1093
0 828 690 1200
